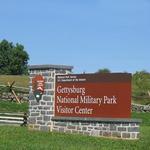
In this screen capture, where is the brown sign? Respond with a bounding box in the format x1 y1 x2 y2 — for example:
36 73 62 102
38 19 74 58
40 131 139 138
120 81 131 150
32 75 45 93
55 73 131 118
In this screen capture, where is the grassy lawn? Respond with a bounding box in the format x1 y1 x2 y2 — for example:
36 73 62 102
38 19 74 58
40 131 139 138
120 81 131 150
0 75 29 88
0 112 149 150
0 124 149 150
132 112 150 126
0 101 28 113
132 98 150 105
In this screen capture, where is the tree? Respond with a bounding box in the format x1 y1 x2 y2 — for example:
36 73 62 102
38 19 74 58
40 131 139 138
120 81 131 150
96 68 111 73
0 39 29 75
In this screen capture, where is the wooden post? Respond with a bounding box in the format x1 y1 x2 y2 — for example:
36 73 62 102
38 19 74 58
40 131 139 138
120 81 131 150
8 82 21 104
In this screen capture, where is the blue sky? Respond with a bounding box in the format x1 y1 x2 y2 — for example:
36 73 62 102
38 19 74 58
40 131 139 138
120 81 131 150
0 0 150 73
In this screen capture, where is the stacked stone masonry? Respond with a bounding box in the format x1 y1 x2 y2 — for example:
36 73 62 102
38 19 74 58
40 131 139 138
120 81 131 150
52 118 140 139
132 103 150 112
28 65 73 131
28 64 141 140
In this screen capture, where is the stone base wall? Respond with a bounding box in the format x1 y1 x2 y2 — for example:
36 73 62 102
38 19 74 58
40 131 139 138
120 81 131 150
0 92 29 102
52 117 141 139
132 103 150 112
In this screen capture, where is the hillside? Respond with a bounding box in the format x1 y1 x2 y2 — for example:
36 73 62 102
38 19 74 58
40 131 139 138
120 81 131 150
0 75 29 88
132 71 150 105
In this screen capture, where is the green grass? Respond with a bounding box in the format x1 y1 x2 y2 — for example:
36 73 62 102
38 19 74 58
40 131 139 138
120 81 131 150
0 124 149 150
0 113 149 150
0 101 28 113
0 75 29 88
132 98 150 105
132 112 150 126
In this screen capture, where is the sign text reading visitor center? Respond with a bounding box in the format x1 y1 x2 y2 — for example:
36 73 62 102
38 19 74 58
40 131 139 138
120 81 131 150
55 73 131 118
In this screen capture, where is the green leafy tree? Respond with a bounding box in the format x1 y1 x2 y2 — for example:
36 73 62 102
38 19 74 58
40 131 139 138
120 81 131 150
96 68 111 73
0 39 29 75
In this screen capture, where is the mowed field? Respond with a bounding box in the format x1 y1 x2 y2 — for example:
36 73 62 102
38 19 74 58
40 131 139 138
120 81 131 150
0 112 150 150
0 75 29 88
